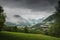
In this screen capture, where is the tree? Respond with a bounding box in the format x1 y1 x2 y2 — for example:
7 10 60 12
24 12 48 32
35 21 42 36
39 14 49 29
49 1 60 37
24 26 29 33
0 6 5 31
13 26 17 32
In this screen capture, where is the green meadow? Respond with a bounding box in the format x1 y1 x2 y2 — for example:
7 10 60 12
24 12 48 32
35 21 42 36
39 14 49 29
0 31 60 40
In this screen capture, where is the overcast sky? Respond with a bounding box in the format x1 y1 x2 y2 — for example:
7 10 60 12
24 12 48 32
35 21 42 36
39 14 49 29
0 0 59 23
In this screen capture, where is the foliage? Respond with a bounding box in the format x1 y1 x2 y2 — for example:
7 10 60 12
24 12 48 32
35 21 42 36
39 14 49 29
24 26 29 33
44 1 60 37
0 6 6 31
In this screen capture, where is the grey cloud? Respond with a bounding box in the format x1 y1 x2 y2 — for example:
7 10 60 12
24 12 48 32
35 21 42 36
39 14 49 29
0 0 59 12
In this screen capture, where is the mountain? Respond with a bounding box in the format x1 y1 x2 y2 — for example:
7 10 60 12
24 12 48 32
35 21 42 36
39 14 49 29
32 23 44 28
5 15 30 26
5 15 44 27
14 15 30 26
28 18 44 26
5 22 16 26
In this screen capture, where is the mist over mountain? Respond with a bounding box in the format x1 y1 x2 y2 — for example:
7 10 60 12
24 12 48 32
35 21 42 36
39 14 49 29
5 15 44 26
28 18 44 26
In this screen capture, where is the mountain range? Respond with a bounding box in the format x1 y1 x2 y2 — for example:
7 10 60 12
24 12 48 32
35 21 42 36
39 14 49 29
5 15 44 27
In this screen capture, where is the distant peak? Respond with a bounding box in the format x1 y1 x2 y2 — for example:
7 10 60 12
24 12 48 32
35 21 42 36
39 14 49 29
14 15 21 18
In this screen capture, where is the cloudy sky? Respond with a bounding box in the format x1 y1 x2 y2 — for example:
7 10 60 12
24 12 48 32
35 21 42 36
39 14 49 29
0 0 59 23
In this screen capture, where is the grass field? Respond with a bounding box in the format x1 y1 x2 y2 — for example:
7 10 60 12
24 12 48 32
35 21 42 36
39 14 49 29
0 31 60 40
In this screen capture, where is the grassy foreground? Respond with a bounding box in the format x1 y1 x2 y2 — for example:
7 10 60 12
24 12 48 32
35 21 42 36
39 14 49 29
0 31 60 40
